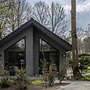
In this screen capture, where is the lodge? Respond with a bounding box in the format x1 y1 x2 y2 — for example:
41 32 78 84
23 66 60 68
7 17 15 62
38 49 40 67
0 18 72 75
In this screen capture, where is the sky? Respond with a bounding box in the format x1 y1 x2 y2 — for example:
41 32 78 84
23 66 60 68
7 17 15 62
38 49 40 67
27 0 90 29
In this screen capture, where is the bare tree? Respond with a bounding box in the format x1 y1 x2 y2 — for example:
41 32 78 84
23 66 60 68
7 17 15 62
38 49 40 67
83 24 90 53
48 2 66 33
0 0 28 39
32 1 48 26
32 1 69 39
77 27 85 54
83 37 90 53
0 0 11 39
15 0 28 27
26 4 32 21
7 0 28 31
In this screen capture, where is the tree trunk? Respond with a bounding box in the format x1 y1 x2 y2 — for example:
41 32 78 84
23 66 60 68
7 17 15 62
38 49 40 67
71 0 82 80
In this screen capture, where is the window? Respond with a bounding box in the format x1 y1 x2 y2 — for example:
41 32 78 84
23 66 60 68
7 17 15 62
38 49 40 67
39 39 59 74
4 38 26 75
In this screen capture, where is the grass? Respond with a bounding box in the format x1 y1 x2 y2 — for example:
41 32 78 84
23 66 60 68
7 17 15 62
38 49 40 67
80 66 90 80
31 79 43 85
80 66 90 73
87 66 90 73
82 66 90 80
83 74 90 80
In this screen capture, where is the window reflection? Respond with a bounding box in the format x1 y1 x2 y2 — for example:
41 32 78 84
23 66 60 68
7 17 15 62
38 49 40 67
4 38 26 75
39 39 59 74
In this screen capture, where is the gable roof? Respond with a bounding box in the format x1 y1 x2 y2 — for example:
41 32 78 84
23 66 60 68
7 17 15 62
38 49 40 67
0 18 72 51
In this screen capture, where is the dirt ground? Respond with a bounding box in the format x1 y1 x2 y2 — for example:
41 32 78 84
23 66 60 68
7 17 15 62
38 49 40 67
28 84 61 90
0 83 69 90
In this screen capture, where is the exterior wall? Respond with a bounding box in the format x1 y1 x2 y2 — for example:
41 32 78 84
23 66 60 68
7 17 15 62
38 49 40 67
59 48 67 74
0 26 68 75
26 27 34 75
0 27 34 75
33 32 39 75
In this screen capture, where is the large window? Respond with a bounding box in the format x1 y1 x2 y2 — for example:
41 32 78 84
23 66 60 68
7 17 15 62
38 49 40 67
39 39 59 74
4 38 26 75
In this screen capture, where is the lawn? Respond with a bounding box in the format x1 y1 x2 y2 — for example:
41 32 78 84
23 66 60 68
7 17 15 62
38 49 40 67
83 74 90 80
80 66 90 73
87 66 90 73
81 66 90 80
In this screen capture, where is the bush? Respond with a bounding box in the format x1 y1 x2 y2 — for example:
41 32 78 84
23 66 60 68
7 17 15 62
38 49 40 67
67 56 73 67
0 70 10 88
66 75 74 80
43 61 57 87
79 57 90 66
15 67 30 90
58 69 65 84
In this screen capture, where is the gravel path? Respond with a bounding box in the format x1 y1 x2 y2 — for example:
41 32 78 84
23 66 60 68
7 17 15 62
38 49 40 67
58 81 90 90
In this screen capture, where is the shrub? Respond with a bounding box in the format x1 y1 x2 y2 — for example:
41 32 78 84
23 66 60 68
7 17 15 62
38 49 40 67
0 70 10 88
79 57 90 66
68 56 73 66
66 75 74 80
43 61 57 87
58 69 65 84
15 67 30 90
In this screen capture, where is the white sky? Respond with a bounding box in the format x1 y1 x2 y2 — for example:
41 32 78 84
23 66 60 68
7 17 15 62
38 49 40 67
27 0 90 29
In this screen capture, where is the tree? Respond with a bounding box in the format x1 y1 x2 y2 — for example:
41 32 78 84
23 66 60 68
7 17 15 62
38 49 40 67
0 0 10 39
0 0 28 39
0 1 69 40
8 0 28 31
48 2 66 32
32 1 48 26
32 1 69 38
77 27 85 54
71 0 87 80
71 0 81 79
26 4 32 21
83 37 90 53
